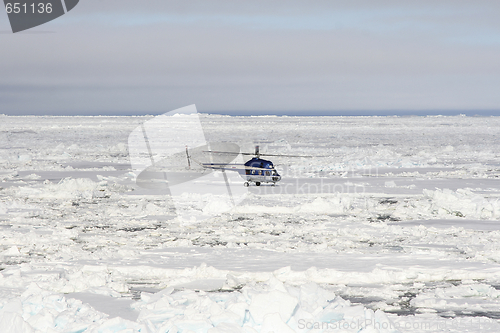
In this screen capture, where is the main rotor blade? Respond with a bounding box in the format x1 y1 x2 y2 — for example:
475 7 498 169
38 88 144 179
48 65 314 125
256 153 314 158
204 150 314 158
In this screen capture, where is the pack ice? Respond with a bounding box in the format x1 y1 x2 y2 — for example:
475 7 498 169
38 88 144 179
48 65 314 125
1 115 500 332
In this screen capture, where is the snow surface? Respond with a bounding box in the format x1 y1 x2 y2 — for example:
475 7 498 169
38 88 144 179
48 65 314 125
1 115 500 332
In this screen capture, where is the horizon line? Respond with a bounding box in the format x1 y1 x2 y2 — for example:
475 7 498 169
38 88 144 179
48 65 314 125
1 110 500 117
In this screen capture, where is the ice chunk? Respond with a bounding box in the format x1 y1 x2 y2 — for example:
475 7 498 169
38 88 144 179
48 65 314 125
248 290 298 324
261 312 295 333
0 312 35 333
208 322 245 333
1 246 21 256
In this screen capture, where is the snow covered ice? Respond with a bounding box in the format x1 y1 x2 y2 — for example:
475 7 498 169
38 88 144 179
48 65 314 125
1 114 500 332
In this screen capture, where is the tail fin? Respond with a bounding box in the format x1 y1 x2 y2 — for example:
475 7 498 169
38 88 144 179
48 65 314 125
185 146 191 169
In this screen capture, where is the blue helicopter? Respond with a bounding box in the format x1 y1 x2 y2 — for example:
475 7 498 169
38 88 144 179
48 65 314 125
191 145 308 187
135 143 309 190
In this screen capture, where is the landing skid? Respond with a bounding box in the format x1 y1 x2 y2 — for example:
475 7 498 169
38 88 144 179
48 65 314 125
244 182 277 187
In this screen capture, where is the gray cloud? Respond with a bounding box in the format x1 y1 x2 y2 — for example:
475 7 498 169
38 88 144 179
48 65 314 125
1 0 500 115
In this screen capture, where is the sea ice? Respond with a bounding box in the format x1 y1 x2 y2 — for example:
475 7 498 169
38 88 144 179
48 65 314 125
1 115 500 332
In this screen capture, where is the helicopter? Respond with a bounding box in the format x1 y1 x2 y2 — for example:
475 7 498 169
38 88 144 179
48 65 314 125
188 145 308 187
133 143 311 190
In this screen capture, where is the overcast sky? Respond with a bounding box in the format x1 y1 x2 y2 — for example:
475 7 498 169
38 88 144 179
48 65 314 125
1 0 500 115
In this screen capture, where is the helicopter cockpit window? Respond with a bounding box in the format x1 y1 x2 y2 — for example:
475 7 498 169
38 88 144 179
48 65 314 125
265 171 270 176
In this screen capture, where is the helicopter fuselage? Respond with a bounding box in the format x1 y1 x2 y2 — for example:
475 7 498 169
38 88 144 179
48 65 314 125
243 157 281 186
